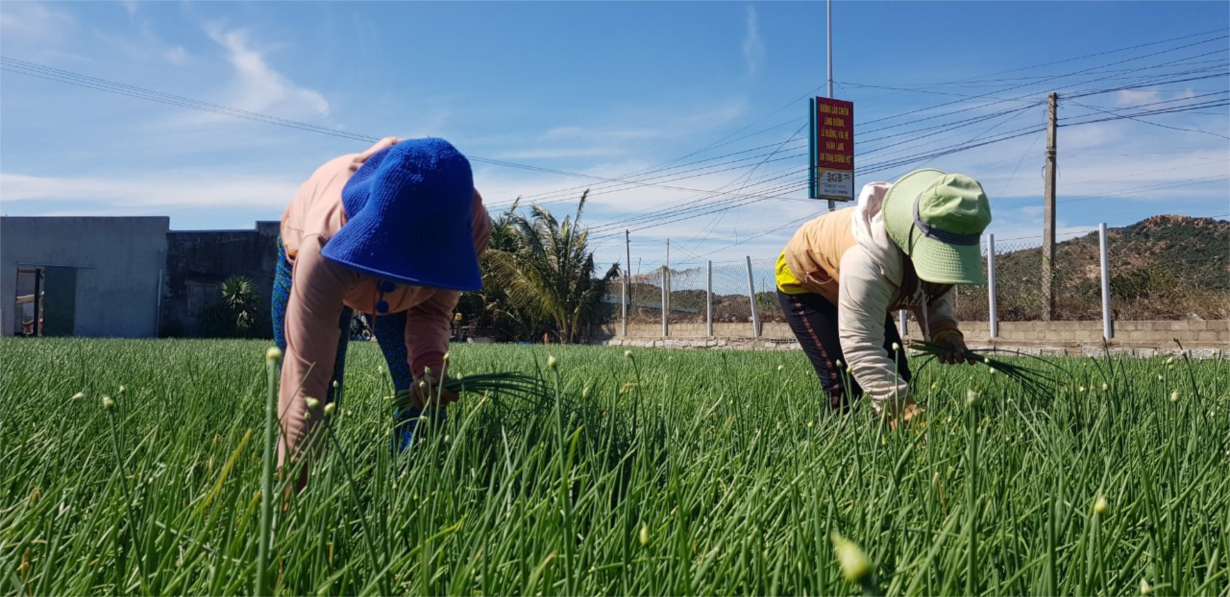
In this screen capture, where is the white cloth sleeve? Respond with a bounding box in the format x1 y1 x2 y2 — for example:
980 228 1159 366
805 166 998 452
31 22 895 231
837 246 912 414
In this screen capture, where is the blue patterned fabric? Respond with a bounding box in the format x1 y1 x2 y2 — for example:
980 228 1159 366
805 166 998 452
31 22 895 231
271 237 293 353
374 310 412 391
373 310 446 450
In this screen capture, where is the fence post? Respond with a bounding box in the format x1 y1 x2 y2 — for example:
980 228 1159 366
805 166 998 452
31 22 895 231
1099 223 1113 340
898 310 908 339
666 265 671 323
745 256 760 337
624 230 631 337
661 266 669 338
987 234 998 339
706 260 714 337
621 272 628 338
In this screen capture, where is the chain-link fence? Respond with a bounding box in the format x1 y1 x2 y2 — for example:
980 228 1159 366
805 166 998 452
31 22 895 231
625 259 785 327
615 224 1230 336
952 231 1229 322
951 238 1058 322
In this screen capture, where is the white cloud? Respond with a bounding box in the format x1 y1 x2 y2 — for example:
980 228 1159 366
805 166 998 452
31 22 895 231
0 2 75 37
163 45 188 65
741 5 764 77
94 16 192 67
674 98 750 132
1 171 300 210
481 99 750 165
204 25 331 120
1114 88 1162 108
542 126 657 142
981 205 1103 248
494 146 631 161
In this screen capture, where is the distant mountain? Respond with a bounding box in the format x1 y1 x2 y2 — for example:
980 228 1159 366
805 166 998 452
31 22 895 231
1019 215 1227 288
987 215 1229 320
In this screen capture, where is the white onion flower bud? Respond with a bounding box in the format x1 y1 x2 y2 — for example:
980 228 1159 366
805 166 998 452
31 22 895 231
830 532 872 582
1093 496 1108 514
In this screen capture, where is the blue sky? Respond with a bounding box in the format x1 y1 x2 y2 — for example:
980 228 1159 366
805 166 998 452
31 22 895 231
2 1 1227 271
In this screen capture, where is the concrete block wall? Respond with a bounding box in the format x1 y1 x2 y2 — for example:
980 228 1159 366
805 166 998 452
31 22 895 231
601 319 1229 350
162 221 280 337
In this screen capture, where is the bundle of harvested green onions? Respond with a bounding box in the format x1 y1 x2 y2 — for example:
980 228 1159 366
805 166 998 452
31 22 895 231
393 372 550 413
911 341 1067 396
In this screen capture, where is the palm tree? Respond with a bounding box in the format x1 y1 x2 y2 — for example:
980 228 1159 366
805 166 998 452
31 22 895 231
458 199 540 341
485 191 620 343
201 275 265 338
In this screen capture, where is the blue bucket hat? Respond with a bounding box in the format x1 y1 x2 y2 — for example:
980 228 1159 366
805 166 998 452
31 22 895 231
321 138 482 291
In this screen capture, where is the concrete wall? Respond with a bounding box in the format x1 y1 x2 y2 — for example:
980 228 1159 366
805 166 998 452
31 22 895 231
0 217 169 338
601 319 1230 349
903 320 1230 347
162 221 279 337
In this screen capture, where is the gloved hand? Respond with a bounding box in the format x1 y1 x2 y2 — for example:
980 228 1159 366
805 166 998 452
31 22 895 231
932 330 973 365
349 137 402 171
407 369 459 408
885 398 925 431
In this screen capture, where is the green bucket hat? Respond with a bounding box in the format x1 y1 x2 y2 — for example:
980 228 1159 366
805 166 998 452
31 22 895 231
882 168 992 285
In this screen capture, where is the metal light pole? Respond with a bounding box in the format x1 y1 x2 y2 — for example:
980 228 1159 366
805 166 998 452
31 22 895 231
987 234 998 339
826 0 836 212
1099 223 1114 340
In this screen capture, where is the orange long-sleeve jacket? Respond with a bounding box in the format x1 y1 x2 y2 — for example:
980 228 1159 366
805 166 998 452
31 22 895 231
277 150 491 462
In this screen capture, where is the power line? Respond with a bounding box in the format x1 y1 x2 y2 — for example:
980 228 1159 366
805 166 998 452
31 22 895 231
1060 174 1229 204
512 30 1230 222
5 23 1224 261
0 56 808 204
1067 97 1230 140
505 89 825 205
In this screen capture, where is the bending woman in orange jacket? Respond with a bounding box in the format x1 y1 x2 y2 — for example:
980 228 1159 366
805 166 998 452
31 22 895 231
272 137 491 487
776 169 990 427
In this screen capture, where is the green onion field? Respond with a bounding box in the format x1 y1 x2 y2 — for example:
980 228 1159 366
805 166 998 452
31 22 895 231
2 339 1227 596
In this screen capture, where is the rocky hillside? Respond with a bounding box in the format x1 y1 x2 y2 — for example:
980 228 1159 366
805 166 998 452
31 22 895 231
999 215 1228 290
964 215 1229 320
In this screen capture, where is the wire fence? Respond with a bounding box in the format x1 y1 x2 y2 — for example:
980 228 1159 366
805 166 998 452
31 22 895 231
616 226 1230 335
626 259 785 326
951 232 1229 322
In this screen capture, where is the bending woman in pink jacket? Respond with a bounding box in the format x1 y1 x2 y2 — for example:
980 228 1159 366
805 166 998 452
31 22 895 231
776 169 990 427
272 137 491 487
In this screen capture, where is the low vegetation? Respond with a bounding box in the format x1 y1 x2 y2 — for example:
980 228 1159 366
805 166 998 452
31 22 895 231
2 339 1227 595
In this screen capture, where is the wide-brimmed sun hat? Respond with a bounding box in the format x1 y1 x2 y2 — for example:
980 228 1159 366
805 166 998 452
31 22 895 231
882 168 992 285
321 138 482 291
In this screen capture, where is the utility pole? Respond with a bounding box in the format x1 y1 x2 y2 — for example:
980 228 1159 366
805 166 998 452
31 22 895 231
826 0 836 213
665 239 670 324
623 230 630 337
1042 92 1058 321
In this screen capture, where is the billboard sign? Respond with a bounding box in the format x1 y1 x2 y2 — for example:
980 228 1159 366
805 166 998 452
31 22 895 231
809 97 854 201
